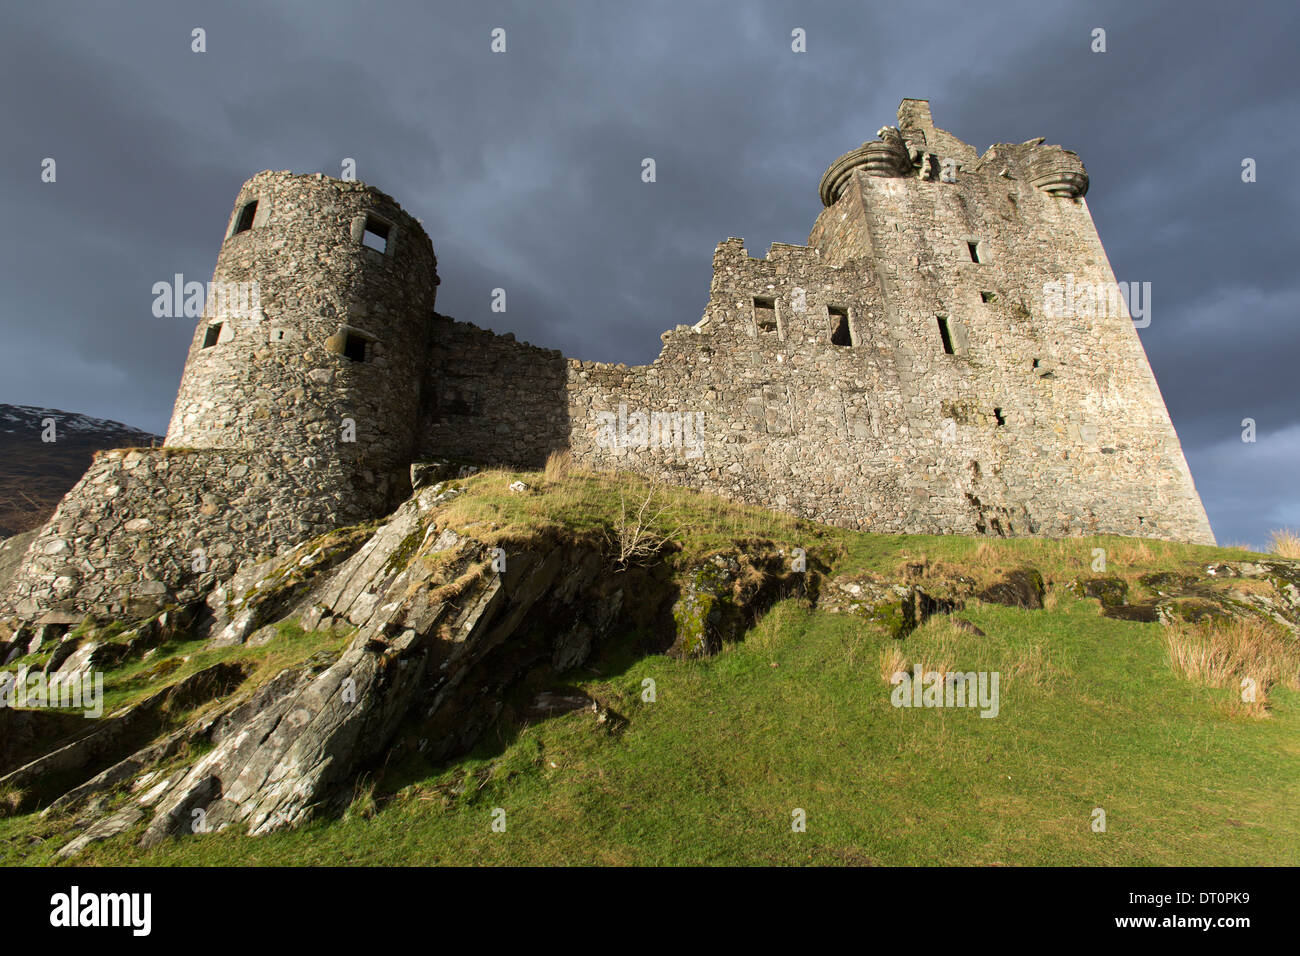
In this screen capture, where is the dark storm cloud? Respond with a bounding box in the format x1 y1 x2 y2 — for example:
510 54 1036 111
1 0 1296 546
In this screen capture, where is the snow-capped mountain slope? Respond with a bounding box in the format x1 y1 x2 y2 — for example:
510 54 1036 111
0 404 161 537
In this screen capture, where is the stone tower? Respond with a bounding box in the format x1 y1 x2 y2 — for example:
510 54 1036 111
166 171 439 501
797 99 1214 543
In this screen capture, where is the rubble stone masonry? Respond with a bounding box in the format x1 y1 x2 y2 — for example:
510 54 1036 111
2 100 1213 622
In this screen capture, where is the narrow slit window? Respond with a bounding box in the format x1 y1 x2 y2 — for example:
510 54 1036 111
234 200 258 235
994 407 1006 426
936 316 955 354
967 240 981 263
753 297 778 334
343 332 369 362
829 307 851 346
362 216 390 253
202 323 222 349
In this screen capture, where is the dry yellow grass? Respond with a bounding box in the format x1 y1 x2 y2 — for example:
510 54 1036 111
1218 697 1273 720
912 658 959 684
0 786 25 817
894 555 930 580
1115 539 1155 566
878 644 908 684
749 600 799 654
1163 616 1300 709
543 449 572 484
1268 528 1300 559
1007 644 1057 688
424 562 490 607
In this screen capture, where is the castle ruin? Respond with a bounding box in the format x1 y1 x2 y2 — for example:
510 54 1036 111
2 99 1214 624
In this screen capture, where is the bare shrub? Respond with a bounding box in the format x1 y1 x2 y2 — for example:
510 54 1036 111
606 481 681 569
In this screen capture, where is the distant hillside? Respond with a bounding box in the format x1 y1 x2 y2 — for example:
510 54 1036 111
0 404 160 538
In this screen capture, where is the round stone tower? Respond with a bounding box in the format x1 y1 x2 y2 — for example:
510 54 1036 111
165 170 439 496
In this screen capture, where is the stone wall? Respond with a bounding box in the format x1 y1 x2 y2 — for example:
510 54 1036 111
561 226 1210 540
2 448 384 620
4 173 442 623
807 103 1210 542
415 317 570 469
565 239 917 528
169 108 1206 547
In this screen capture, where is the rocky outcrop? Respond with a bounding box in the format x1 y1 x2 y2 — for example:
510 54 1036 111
977 569 1046 610
822 564 1044 637
23 481 812 856
0 660 247 811
139 632 425 845
669 549 813 657
1070 561 1300 631
21 467 1292 860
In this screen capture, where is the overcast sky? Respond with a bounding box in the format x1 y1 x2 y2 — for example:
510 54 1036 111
1 0 1296 548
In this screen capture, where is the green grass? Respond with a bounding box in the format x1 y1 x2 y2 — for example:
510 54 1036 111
435 469 831 560
0 622 353 816
5 592 1294 866
3 620 352 720
431 468 1261 589
104 620 351 712
1 469 1292 865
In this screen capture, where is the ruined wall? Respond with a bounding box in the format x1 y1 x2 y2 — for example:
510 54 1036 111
805 102 1211 542
415 317 570 469
2 449 380 620
135 103 1206 551
566 240 927 529
3 174 442 624
560 100 1213 543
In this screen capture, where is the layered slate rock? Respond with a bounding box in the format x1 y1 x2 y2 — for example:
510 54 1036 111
19 482 812 854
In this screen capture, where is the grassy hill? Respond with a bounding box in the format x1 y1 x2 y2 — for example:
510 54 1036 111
1 467 1297 865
